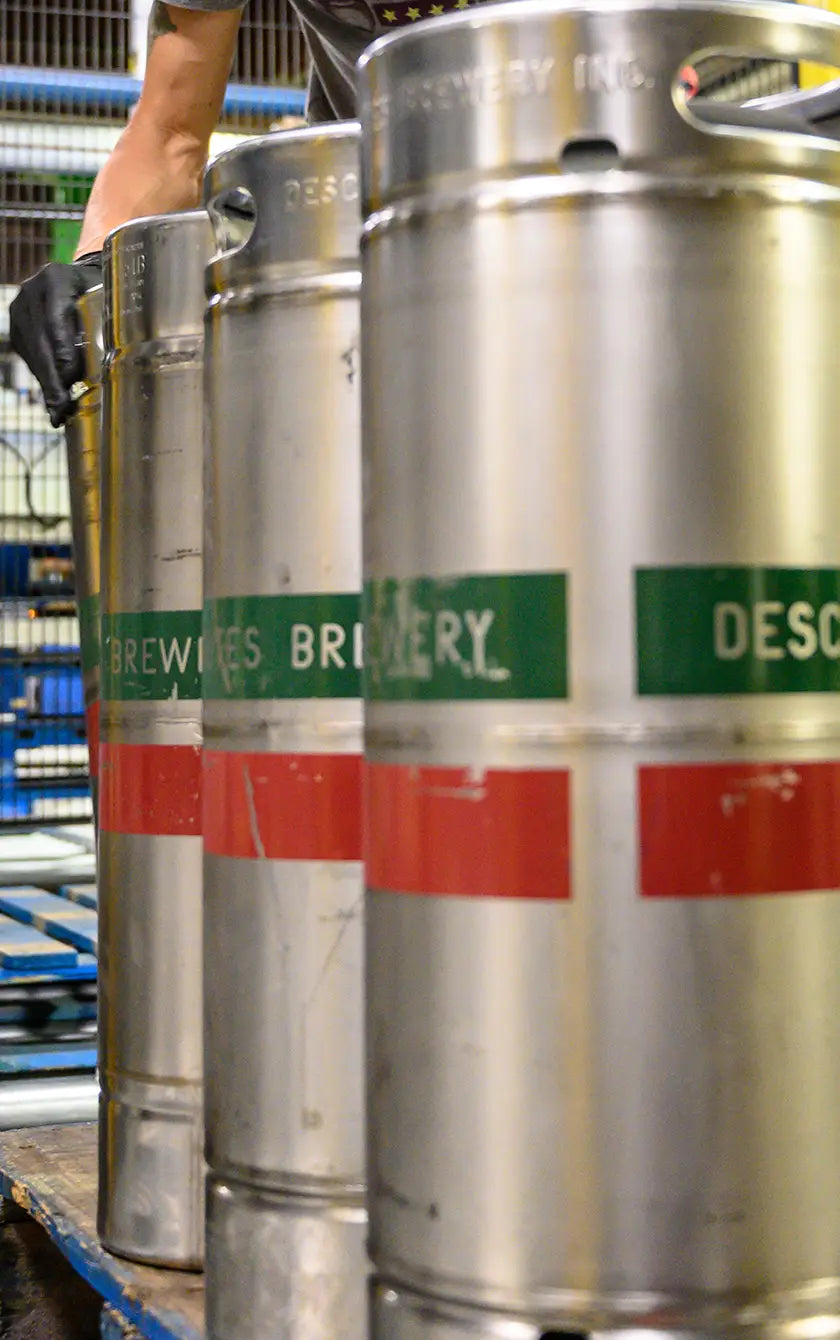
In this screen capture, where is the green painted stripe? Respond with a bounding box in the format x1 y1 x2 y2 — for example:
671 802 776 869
101 609 202 701
77 593 100 675
365 572 567 701
636 566 840 696
203 593 361 700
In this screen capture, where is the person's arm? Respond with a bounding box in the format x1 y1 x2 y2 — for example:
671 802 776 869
10 1 242 426
76 2 243 254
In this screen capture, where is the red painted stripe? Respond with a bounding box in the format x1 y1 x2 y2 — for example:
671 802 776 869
100 741 202 836
85 699 100 779
203 751 362 861
639 760 840 897
366 764 571 899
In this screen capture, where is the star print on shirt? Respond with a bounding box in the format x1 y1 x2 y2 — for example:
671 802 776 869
378 0 474 20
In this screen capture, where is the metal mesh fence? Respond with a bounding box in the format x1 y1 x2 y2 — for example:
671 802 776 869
697 54 796 99
0 1 307 825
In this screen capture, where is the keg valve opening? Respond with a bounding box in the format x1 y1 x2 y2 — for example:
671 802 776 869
558 138 620 172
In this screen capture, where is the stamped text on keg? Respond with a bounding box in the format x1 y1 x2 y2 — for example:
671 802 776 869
370 56 555 129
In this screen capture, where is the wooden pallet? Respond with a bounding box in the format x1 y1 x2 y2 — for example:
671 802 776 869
0 1123 204 1340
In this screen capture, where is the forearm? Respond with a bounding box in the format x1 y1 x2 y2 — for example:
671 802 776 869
74 2 242 257
75 110 206 256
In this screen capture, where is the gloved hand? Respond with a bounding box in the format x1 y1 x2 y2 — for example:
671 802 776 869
9 253 103 429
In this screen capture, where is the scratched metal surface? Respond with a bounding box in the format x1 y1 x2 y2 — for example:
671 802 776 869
0 1124 204 1340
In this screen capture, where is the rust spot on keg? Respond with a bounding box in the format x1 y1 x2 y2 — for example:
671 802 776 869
377 1180 441 1221
160 548 200 562
302 1108 324 1130
318 907 358 924
703 1208 747 1226
341 339 359 385
376 1180 412 1211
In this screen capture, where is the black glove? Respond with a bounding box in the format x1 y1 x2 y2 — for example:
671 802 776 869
9 253 103 429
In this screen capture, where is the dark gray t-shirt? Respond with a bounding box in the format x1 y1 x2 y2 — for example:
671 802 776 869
174 0 479 122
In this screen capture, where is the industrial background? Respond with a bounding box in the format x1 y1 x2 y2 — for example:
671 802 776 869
0 1 812 828
0 0 308 825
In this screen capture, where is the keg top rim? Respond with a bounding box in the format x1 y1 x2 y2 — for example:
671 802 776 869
103 207 211 257
359 0 840 68
207 118 361 176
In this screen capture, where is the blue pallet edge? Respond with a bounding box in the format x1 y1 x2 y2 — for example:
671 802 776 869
58 882 98 910
0 888 97 955
0 912 77 970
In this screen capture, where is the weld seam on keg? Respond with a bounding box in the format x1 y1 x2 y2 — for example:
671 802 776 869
362 172 840 240
372 1268 840 1335
204 750 361 860
210 270 361 311
105 338 202 363
208 1170 367 1214
100 1071 203 1105
366 720 840 754
207 1160 366 1200
366 762 570 899
99 740 201 835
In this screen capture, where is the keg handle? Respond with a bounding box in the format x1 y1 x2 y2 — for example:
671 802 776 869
205 125 361 269
558 0 840 165
204 185 257 261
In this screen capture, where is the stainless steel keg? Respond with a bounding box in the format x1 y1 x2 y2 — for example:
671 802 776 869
202 124 366 1340
65 285 103 819
99 211 210 1268
359 3 840 1338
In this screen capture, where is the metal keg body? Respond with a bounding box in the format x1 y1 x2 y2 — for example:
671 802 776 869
202 124 367 1340
98 211 211 1269
359 3 840 1337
